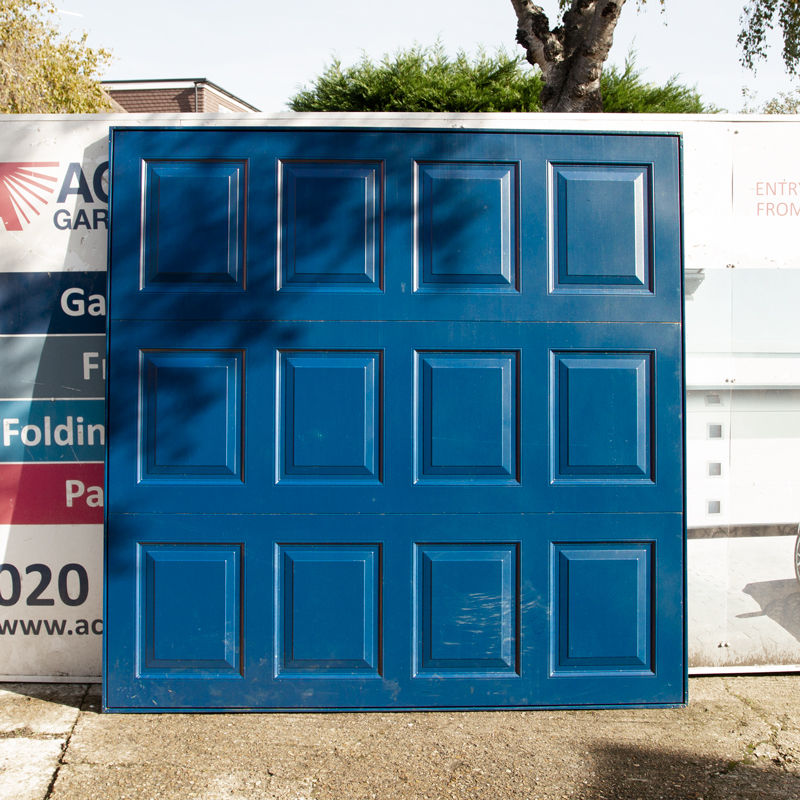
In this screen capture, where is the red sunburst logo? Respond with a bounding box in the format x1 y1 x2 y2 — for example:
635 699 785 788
0 162 60 232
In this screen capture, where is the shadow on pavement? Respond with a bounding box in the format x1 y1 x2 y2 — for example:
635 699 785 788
580 742 800 799
0 682 88 709
739 579 800 643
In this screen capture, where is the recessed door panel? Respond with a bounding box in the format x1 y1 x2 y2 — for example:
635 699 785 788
416 162 518 292
550 164 652 293
139 350 243 482
552 544 652 673
414 352 518 484
276 544 381 676
141 160 246 291
415 544 518 676
552 352 652 481
138 544 241 677
278 161 382 291
277 351 381 483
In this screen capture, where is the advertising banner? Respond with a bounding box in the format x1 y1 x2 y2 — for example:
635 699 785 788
0 117 111 680
0 119 110 272
0 524 102 678
1 113 800 679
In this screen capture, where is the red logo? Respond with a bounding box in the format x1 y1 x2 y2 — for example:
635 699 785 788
0 162 59 232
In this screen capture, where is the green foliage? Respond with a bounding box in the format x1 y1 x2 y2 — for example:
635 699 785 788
288 45 717 114
741 84 800 113
0 0 113 113
600 52 721 114
288 44 544 113
739 0 800 75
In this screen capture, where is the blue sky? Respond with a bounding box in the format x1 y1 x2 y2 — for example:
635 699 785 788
57 1 798 113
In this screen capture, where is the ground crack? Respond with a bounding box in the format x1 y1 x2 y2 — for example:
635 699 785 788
42 683 91 800
723 680 800 771
722 677 772 721
0 728 64 740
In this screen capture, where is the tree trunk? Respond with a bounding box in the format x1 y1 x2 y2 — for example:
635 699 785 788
510 0 626 112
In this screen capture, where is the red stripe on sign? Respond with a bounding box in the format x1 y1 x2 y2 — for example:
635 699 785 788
0 463 104 524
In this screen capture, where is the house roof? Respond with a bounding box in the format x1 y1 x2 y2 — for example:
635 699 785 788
100 78 260 112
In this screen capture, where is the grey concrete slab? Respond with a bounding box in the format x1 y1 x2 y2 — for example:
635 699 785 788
0 684 85 735
0 738 64 800
42 678 800 800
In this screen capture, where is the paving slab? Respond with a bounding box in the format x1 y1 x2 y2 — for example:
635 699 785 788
0 684 86 800
0 738 64 800
0 678 799 799
0 684 85 735
41 679 800 800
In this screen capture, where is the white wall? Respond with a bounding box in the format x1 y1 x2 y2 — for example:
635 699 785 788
1 111 799 676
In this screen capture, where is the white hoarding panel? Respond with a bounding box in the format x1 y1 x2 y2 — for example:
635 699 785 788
1 113 800 678
0 119 112 272
732 123 800 270
0 525 102 679
0 116 118 680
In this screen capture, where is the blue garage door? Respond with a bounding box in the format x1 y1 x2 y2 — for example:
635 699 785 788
104 128 684 711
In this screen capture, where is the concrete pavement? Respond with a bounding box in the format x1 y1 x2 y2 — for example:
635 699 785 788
1 677 800 799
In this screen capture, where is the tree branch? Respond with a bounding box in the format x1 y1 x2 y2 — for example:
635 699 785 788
509 0 563 77
511 0 626 112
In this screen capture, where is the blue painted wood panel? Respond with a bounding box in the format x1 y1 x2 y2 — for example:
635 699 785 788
552 352 652 481
551 165 651 293
277 351 380 483
139 350 242 482
105 127 685 712
415 544 518 676
416 163 517 291
108 129 682 324
142 160 246 291
138 544 241 677
279 162 382 291
104 512 683 710
415 352 517 483
277 545 380 676
107 320 681 515
553 544 651 673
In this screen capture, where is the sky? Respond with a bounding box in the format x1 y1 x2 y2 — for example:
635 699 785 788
55 0 799 113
